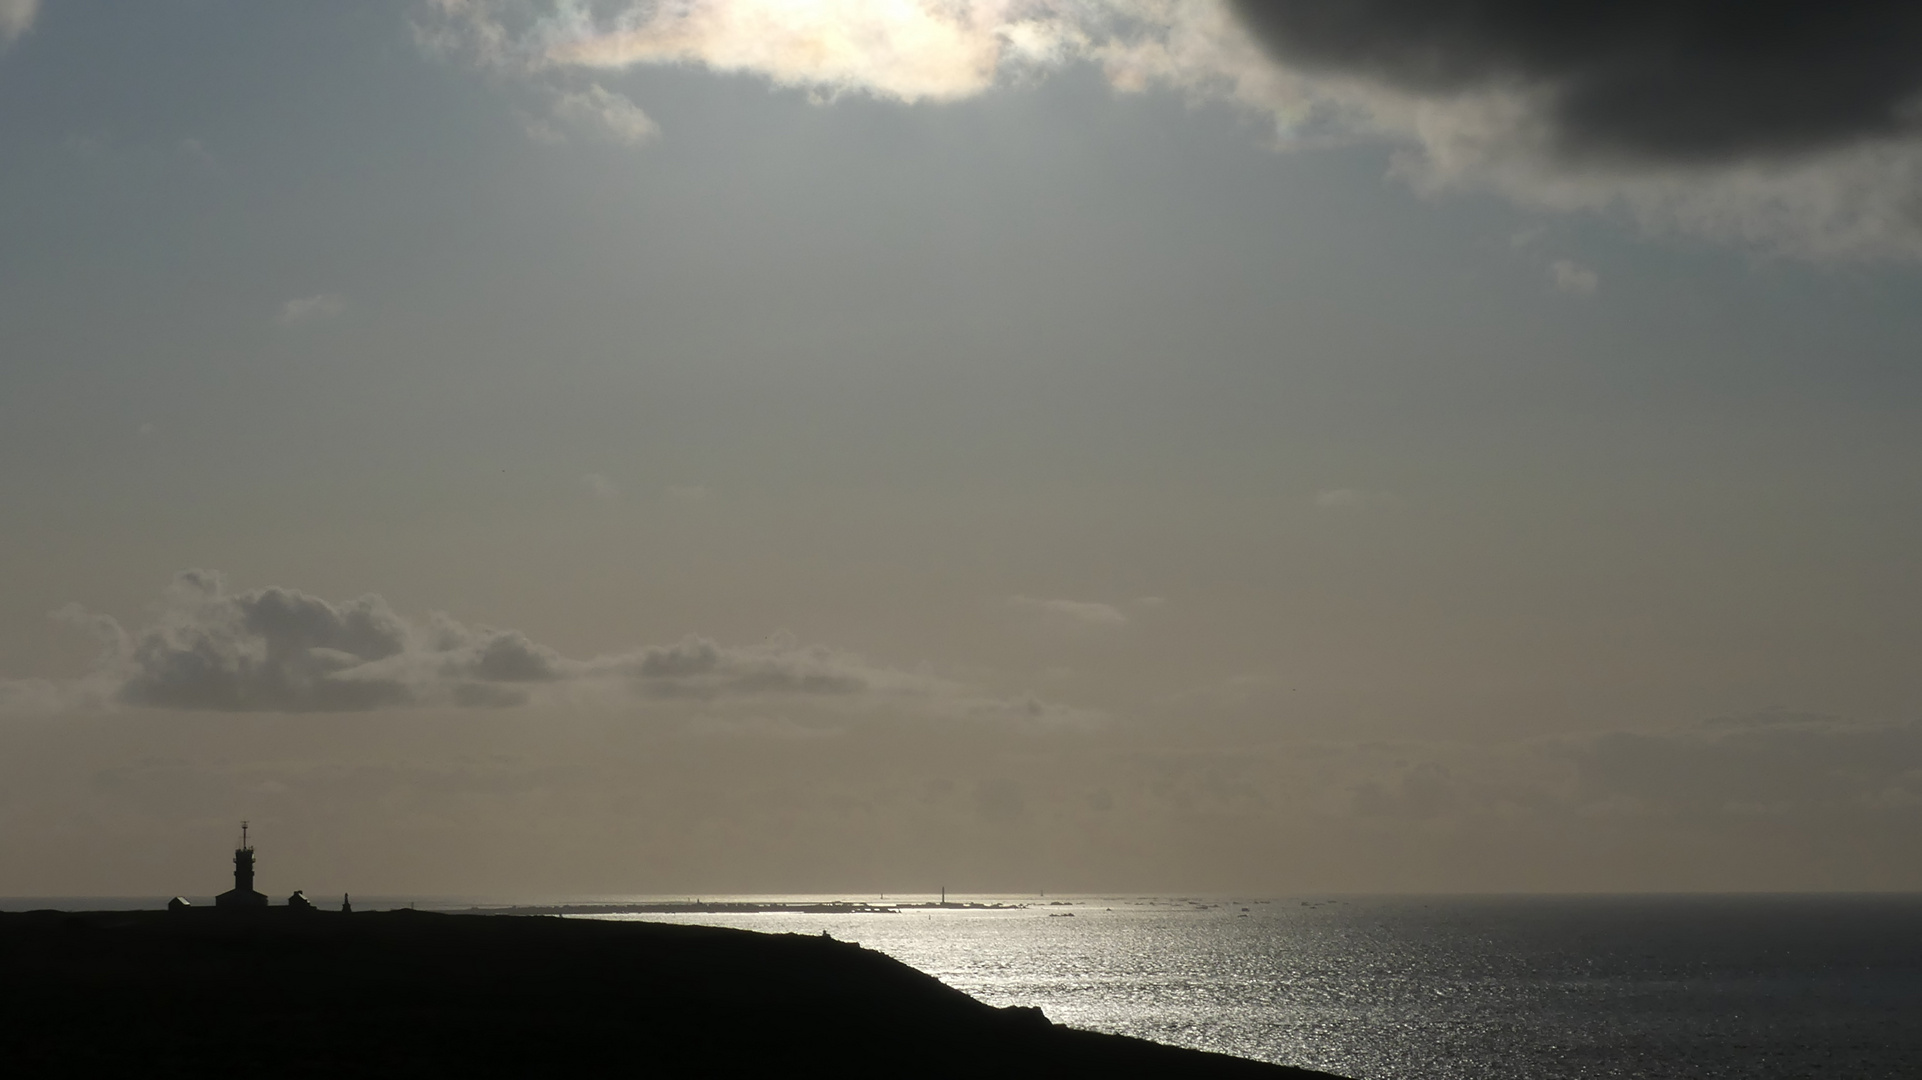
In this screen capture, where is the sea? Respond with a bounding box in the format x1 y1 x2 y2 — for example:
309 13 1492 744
11 893 1919 1079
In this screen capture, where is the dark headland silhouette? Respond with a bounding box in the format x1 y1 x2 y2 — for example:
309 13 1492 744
2 828 1345 1078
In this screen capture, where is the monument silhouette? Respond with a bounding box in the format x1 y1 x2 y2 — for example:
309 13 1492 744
214 821 269 909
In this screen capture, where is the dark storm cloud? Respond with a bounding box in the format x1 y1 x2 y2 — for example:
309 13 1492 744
1229 0 1922 163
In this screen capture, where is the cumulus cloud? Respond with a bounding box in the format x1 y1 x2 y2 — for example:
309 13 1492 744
277 293 348 325
683 713 848 739
0 0 37 45
0 604 128 713
103 570 556 712
0 676 96 714
1008 595 1130 630
528 83 660 144
420 0 1922 259
177 137 221 175
1315 487 1396 509
1549 257 1599 296
5 571 1090 725
617 633 870 698
581 472 620 502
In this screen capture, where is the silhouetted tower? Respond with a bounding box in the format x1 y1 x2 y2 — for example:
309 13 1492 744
215 820 268 909
234 823 256 891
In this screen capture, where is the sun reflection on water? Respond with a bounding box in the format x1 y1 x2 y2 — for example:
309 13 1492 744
577 894 1922 1080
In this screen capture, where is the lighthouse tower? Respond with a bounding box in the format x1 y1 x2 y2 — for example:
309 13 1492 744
214 821 268 909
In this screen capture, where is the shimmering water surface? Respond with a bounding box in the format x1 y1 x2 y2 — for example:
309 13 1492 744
11 893 1917 1077
592 895 1922 1080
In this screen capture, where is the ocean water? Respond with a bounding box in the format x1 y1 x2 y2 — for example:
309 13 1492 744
589 895 1922 1080
11 893 1918 1077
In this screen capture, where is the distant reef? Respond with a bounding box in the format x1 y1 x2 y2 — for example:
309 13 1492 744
0 909 1343 1077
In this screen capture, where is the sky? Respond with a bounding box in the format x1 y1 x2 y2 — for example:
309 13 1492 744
1 0 1919 897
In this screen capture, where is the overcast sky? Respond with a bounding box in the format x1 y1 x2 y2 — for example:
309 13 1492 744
2 0 1919 897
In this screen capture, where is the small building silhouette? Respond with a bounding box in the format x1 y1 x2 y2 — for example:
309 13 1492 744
287 890 315 911
214 822 268 909
167 896 191 912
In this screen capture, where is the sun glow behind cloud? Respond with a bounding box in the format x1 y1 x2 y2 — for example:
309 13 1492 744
418 0 1922 260
547 0 1017 102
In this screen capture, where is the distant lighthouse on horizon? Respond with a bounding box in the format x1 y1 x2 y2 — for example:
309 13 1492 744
214 821 268 909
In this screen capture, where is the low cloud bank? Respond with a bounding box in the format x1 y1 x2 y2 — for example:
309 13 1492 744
1121 711 1922 888
12 570 1086 723
1564 712 1922 822
420 0 1922 259
1245 712 1922 844
11 707 1913 892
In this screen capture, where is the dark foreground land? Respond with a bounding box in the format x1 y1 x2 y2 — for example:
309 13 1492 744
0 909 1343 1078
